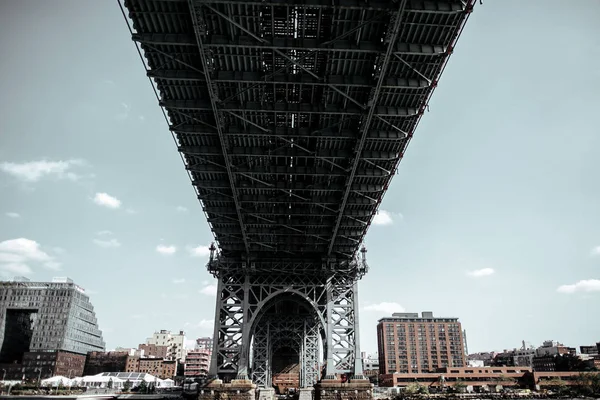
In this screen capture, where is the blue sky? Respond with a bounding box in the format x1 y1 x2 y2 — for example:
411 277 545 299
1 1 599 356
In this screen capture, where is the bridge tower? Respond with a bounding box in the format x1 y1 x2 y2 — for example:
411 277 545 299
122 0 476 394
206 243 369 387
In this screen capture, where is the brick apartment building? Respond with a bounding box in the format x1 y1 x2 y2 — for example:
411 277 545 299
138 343 169 359
377 311 466 374
84 351 129 375
85 352 177 379
124 356 177 379
21 350 86 379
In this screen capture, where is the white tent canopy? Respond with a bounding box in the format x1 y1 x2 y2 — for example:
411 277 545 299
71 374 125 388
41 376 73 387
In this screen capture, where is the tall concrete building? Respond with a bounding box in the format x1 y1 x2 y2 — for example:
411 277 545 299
0 277 105 379
377 311 466 374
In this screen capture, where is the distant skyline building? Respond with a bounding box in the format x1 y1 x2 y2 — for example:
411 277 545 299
143 329 186 362
195 336 213 351
377 311 466 374
0 277 105 379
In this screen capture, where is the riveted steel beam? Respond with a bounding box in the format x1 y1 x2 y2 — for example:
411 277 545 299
329 1 408 256
188 1 251 255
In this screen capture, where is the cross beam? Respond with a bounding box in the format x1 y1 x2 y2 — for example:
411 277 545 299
188 0 250 255
329 1 408 256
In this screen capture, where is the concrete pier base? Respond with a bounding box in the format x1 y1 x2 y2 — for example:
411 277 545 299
258 387 275 400
198 379 256 400
298 387 315 400
314 379 373 400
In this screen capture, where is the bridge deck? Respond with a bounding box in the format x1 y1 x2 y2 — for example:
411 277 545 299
124 0 474 274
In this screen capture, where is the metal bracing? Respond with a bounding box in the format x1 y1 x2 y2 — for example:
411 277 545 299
329 1 408 256
123 0 477 385
209 268 368 382
251 314 320 388
188 0 250 255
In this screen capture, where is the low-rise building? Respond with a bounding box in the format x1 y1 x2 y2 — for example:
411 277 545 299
143 330 186 362
138 343 169 359
22 350 87 379
136 357 177 379
468 352 496 367
84 351 130 375
185 350 210 377
380 366 531 390
580 343 600 355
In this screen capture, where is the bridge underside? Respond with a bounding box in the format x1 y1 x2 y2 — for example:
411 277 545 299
123 0 475 384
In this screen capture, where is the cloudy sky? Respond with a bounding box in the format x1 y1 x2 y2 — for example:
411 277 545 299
1 1 599 355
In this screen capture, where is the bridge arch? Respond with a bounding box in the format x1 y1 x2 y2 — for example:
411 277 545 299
248 291 325 389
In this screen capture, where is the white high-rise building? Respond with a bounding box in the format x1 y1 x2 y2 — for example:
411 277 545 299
145 330 186 362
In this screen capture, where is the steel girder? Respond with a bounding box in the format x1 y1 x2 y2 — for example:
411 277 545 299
124 0 475 262
208 271 367 383
251 314 320 388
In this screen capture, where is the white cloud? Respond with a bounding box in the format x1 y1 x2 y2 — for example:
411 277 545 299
184 339 197 349
93 193 121 209
176 206 188 213
466 268 495 277
190 245 211 257
0 238 51 261
43 261 62 271
173 278 186 284
51 247 66 255
0 253 25 263
372 210 403 226
6 212 20 218
93 238 121 248
557 279 600 294
363 302 405 315
196 319 214 329
156 245 177 255
0 263 33 276
116 103 130 120
97 230 113 236
372 210 394 226
199 284 217 296
0 159 83 182
591 246 600 256
0 238 63 276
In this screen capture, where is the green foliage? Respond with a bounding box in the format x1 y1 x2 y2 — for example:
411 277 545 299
139 379 148 393
404 382 428 394
573 372 600 396
123 379 132 392
107 378 113 389
453 380 467 393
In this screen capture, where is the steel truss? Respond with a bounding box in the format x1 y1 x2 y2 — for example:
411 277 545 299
124 0 475 260
123 0 477 386
208 268 366 384
252 314 321 388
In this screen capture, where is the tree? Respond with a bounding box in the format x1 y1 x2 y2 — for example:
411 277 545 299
574 372 600 396
404 383 428 394
546 378 567 395
123 379 132 392
453 380 467 393
556 354 589 372
139 379 148 393
107 378 113 389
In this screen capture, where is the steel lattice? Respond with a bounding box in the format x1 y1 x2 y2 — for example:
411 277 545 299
122 0 476 383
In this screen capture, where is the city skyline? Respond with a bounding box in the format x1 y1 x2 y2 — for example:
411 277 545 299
1 0 599 356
